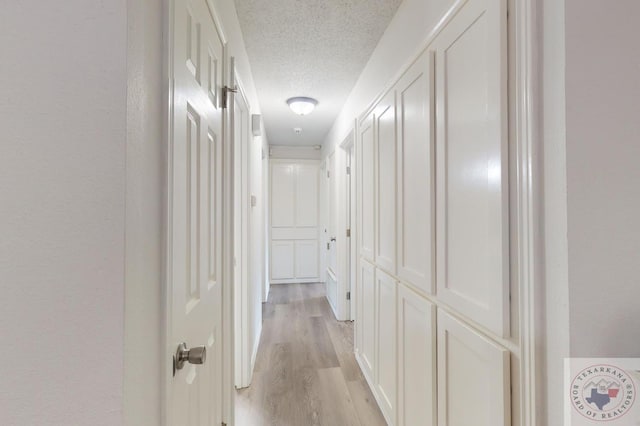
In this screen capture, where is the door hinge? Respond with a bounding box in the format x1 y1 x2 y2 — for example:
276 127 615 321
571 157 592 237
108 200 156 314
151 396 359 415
327 170 330 178
346 166 351 175
346 291 351 300
346 229 351 238
221 86 237 108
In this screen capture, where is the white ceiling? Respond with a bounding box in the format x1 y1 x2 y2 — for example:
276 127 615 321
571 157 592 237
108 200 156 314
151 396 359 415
234 0 403 146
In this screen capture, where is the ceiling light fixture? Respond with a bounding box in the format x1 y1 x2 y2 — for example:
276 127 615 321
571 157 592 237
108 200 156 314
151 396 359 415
286 97 318 116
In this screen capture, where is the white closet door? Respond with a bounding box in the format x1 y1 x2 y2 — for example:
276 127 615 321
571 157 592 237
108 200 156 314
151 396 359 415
271 164 296 227
359 260 376 376
375 92 397 274
397 284 436 426
376 268 397 422
437 311 510 426
359 114 375 262
396 51 435 295
434 0 509 336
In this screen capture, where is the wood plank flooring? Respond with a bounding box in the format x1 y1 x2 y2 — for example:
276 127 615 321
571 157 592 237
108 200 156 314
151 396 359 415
235 283 387 426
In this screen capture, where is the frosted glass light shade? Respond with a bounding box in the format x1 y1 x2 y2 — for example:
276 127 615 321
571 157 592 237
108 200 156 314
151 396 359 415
286 97 318 115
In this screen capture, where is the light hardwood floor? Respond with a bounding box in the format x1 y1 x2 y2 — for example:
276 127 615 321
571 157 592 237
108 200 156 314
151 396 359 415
235 283 387 426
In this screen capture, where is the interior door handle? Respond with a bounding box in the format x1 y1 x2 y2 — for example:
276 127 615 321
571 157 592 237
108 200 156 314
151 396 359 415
330 237 336 242
173 342 207 375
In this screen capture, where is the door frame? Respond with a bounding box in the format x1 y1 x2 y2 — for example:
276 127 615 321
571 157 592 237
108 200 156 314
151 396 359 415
161 0 236 424
339 131 356 322
511 0 541 424
232 68 253 389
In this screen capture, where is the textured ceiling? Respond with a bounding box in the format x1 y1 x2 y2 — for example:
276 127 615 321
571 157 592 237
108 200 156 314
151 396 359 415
234 0 403 146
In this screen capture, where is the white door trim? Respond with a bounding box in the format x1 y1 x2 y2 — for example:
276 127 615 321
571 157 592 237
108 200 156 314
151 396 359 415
338 130 355 321
512 0 541 424
232 67 253 389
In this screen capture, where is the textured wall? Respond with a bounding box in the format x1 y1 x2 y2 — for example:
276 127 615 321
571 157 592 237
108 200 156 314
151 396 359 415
0 1 127 424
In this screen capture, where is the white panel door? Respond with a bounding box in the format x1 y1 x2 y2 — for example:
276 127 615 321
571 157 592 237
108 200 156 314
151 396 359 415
397 284 436 426
375 92 397 274
295 240 319 278
434 0 509 336
169 0 224 423
271 241 295 280
296 164 319 227
359 114 375 262
359 260 376 376
376 268 397 422
437 310 510 426
396 51 435 295
271 164 295 227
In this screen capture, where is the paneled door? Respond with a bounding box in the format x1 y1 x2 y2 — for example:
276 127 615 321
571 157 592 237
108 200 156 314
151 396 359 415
168 0 225 424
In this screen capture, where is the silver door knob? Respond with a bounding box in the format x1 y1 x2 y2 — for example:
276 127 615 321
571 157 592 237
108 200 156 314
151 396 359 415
174 342 207 372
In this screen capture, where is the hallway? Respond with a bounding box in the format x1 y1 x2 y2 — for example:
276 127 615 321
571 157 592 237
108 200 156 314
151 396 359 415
235 283 386 426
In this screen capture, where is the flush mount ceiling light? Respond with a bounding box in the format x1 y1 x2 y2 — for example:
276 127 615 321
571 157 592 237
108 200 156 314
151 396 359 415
286 97 318 116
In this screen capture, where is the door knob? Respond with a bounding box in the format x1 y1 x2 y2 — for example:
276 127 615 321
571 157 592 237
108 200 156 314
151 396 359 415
174 342 207 373
330 237 336 242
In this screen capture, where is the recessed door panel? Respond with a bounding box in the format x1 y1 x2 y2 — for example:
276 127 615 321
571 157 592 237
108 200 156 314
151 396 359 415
376 268 397 421
296 164 319 227
437 310 510 426
295 240 319 279
271 164 295 227
435 0 509 336
360 260 376 375
397 284 436 426
271 241 295 280
397 51 435 295
359 115 375 261
376 93 397 273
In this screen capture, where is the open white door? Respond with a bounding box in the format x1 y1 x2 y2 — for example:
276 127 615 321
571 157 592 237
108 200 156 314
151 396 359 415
168 0 226 424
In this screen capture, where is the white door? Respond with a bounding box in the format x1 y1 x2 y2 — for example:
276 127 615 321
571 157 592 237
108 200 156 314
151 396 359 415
169 0 225 424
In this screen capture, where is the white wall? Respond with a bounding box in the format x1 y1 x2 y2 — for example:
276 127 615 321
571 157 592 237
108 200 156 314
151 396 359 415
564 0 640 356
270 145 322 160
124 0 164 424
322 0 455 153
540 0 570 422
541 0 640 422
0 1 127 424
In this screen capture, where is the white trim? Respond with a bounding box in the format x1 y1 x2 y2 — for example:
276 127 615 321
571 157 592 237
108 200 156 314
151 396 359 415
513 0 541 424
232 61 253 390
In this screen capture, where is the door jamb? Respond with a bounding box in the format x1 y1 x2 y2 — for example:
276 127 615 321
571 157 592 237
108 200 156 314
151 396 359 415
339 131 355 322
